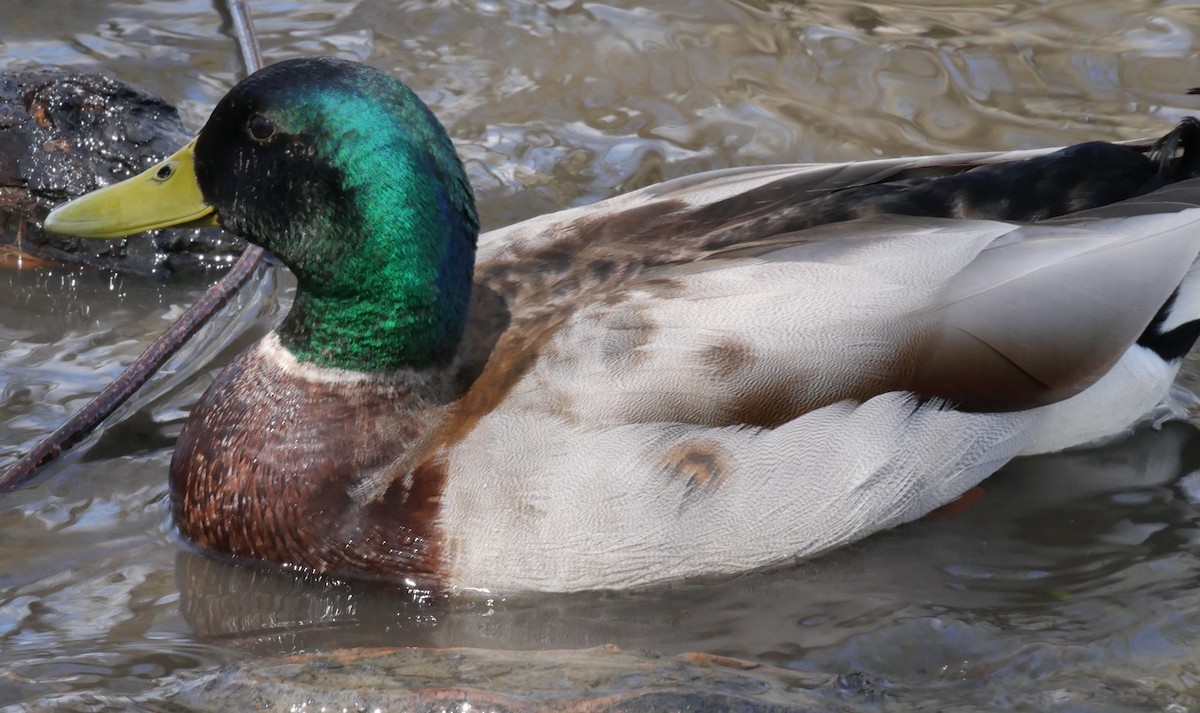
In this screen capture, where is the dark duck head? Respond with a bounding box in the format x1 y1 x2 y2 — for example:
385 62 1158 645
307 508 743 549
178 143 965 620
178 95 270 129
49 57 480 372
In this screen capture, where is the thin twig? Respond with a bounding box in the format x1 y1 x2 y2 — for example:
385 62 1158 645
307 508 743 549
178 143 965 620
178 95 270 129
227 0 264 73
0 0 267 492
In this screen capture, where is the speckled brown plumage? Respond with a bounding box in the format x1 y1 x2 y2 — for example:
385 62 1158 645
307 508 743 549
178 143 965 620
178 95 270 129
170 340 450 583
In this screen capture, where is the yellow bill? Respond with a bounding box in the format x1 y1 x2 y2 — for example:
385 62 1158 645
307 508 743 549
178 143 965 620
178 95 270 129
43 139 218 239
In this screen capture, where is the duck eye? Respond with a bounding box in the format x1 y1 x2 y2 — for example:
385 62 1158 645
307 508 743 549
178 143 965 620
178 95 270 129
247 113 277 141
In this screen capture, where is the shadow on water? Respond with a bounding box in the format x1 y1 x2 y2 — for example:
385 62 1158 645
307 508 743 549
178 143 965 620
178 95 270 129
5 0 1200 710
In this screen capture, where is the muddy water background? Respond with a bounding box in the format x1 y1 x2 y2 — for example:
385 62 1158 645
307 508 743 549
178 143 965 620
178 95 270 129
5 0 1200 710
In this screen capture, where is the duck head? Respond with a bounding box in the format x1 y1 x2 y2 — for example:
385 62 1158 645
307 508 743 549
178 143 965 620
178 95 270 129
46 57 480 371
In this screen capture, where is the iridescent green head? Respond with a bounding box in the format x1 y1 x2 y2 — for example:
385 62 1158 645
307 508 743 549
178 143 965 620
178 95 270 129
47 57 480 371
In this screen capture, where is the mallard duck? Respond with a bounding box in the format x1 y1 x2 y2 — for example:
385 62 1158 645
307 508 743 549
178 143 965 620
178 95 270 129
43 57 1200 592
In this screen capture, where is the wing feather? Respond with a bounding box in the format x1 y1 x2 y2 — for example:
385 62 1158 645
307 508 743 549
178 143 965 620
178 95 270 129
914 209 1200 409
506 208 1200 427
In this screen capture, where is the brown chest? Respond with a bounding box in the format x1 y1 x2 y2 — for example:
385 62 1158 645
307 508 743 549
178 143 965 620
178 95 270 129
168 342 447 584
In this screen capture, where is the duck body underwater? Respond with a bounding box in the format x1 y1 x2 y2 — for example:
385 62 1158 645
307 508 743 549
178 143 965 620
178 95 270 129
43 57 1200 592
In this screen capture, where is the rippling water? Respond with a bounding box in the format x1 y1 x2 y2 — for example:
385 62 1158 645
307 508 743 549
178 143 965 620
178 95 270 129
4 1 1200 710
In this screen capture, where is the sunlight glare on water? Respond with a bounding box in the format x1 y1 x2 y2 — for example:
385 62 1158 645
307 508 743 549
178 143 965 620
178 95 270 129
3 1 1200 710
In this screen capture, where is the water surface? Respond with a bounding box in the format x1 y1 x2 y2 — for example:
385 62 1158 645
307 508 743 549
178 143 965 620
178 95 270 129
4 1 1200 710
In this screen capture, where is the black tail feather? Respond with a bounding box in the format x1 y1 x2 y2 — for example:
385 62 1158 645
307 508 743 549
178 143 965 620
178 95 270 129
1148 116 1200 179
